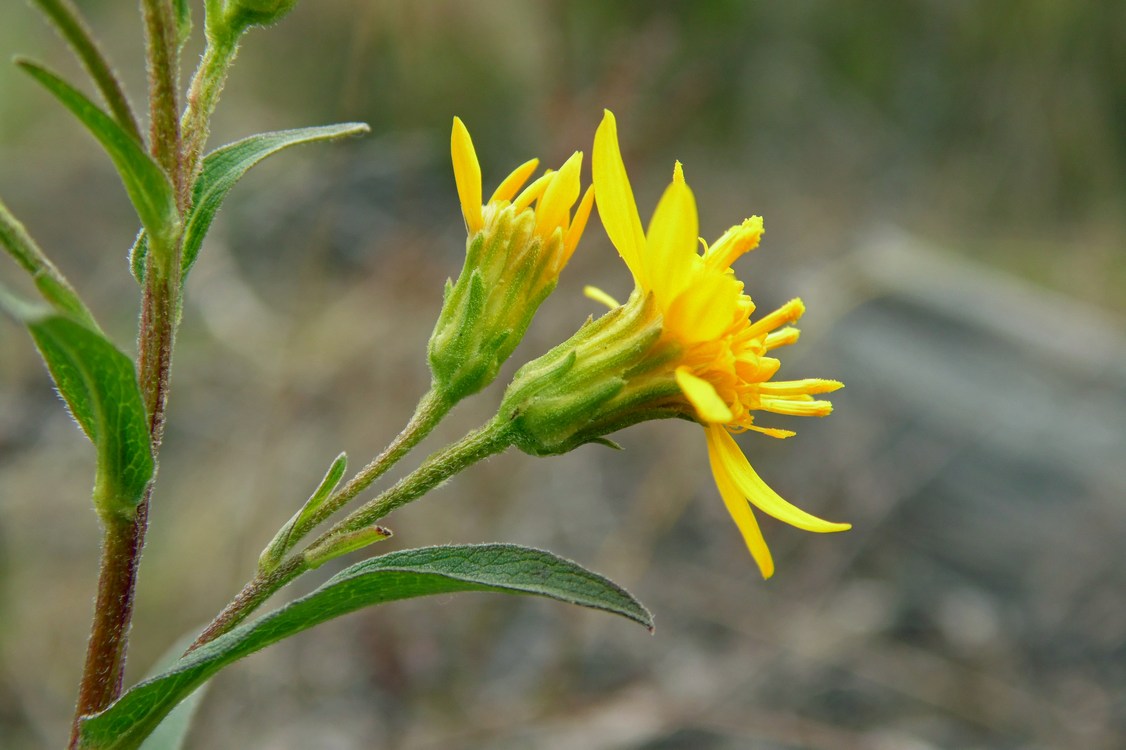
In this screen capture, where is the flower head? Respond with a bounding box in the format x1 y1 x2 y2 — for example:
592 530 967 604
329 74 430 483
428 117 595 402
500 110 848 578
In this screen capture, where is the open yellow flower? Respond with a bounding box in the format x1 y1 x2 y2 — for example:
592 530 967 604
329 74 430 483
590 110 849 578
429 118 595 402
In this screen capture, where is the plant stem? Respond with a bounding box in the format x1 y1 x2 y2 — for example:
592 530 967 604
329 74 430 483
329 418 514 536
187 556 308 650
141 0 187 211
69 2 185 745
296 387 453 539
67 512 147 748
188 418 515 651
180 33 239 187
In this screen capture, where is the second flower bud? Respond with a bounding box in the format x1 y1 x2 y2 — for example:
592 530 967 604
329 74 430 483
428 118 594 403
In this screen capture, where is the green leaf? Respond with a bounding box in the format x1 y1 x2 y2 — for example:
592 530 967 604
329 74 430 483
137 635 210 750
16 59 179 255
257 452 349 573
78 544 651 749
180 122 369 277
128 229 148 284
0 197 99 329
0 293 153 519
29 0 143 142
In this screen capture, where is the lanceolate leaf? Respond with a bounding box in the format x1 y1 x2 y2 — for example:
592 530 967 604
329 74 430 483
16 59 178 254
180 123 369 276
0 197 99 329
29 0 143 141
0 293 152 519
78 544 651 749
136 635 211 750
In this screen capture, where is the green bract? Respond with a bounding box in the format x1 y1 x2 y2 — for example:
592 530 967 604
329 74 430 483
428 205 561 402
219 0 299 33
499 292 686 456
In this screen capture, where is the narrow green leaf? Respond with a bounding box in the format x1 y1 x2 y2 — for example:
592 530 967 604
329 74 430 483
16 59 179 254
0 197 99 329
29 0 143 141
128 229 148 284
181 122 369 276
258 452 348 573
294 452 348 531
0 294 153 518
79 544 651 749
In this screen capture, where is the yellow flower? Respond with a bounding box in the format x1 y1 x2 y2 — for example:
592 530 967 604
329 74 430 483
429 118 595 401
589 110 849 578
451 117 593 276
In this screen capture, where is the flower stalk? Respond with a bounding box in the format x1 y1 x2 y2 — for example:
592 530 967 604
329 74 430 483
190 417 515 650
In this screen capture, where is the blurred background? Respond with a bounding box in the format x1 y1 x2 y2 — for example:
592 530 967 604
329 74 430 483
2 1 1124 748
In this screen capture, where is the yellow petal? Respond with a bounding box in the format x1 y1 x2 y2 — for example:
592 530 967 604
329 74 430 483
583 284 620 310
646 162 698 306
593 110 648 288
451 117 483 233
513 170 553 212
675 367 733 423
536 151 582 240
563 185 596 264
490 158 540 205
705 426 774 578
711 427 850 533
664 265 739 342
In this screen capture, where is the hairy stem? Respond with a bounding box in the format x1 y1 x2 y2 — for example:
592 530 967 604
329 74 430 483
329 418 514 536
69 3 185 745
295 386 453 539
180 34 239 187
141 0 187 211
187 556 307 651
68 510 146 748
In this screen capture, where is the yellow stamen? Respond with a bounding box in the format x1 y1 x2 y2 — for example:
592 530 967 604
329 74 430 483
764 327 801 350
704 216 764 271
758 379 844 396
759 396 834 417
746 298 805 339
745 424 796 439
583 285 620 309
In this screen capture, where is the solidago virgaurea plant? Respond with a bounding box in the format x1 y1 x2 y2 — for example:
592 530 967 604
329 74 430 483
0 3 847 748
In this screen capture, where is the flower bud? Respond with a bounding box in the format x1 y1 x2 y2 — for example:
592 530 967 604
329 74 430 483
212 0 298 36
428 118 594 403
